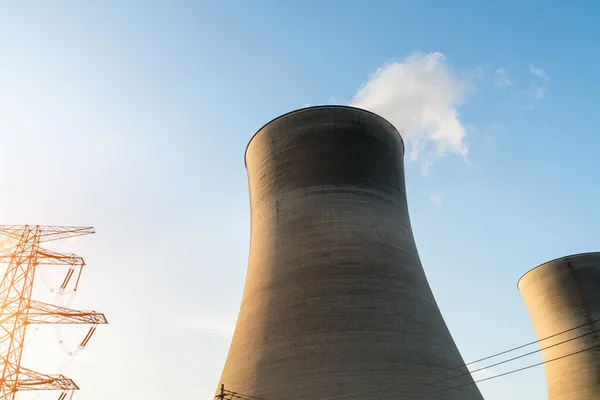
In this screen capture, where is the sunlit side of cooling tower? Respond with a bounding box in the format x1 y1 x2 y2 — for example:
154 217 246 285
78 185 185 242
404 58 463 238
217 106 483 400
518 252 600 400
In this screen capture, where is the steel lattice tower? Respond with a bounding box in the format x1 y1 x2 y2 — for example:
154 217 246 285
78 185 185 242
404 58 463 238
0 225 108 400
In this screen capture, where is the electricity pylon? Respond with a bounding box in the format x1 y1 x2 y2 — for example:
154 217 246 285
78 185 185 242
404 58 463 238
0 225 108 399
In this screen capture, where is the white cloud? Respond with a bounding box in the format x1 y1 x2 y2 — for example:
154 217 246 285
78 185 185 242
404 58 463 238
430 195 443 207
351 52 470 175
529 65 549 81
528 65 549 100
494 68 513 89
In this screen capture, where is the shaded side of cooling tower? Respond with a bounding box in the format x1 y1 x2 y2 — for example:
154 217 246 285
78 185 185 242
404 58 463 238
518 252 600 400
217 106 483 400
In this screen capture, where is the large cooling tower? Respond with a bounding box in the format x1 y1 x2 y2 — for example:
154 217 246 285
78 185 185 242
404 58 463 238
518 252 600 400
217 106 483 400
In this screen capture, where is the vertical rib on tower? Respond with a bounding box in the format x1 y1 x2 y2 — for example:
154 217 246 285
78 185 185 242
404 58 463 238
518 252 600 400
218 106 483 400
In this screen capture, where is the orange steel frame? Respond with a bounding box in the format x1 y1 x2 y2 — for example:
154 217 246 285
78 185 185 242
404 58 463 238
0 225 107 399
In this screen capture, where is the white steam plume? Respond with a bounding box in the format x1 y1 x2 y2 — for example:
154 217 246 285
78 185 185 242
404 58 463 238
351 52 470 175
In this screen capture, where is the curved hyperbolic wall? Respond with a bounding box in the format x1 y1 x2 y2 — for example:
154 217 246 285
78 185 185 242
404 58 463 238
518 252 600 400
217 106 483 400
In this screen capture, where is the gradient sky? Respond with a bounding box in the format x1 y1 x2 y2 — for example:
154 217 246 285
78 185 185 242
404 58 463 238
1 1 599 400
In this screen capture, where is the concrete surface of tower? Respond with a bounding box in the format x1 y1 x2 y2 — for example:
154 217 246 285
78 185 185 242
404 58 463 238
519 252 600 400
217 106 483 400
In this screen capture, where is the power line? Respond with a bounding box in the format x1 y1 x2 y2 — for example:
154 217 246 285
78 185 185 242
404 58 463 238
215 317 600 400
461 316 600 368
428 325 600 387
314 316 600 400
437 343 600 394
359 343 600 400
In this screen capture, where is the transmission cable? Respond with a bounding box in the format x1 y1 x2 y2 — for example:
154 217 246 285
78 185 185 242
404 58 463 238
428 324 600 386
215 318 600 400
436 343 600 395
216 342 600 400
359 343 600 400
459 316 600 369
313 316 600 400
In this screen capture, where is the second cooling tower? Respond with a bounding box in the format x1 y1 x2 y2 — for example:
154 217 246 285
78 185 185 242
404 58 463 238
217 106 483 400
519 252 600 400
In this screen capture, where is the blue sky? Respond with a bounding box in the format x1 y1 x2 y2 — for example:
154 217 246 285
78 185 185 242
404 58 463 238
1 1 599 399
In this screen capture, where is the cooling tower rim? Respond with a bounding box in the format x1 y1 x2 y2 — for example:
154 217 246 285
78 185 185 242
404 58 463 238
244 105 405 168
517 251 600 289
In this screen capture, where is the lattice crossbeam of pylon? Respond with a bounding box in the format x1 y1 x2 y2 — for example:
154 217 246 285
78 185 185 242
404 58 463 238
3 366 79 391
0 225 107 400
26 301 107 325
0 247 85 267
0 226 95 244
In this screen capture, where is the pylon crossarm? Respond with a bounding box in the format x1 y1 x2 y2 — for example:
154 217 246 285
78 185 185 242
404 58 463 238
10 367 79 391
35 248 84 267
26 301 108 325
0 226 94 244
0 247 84 267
